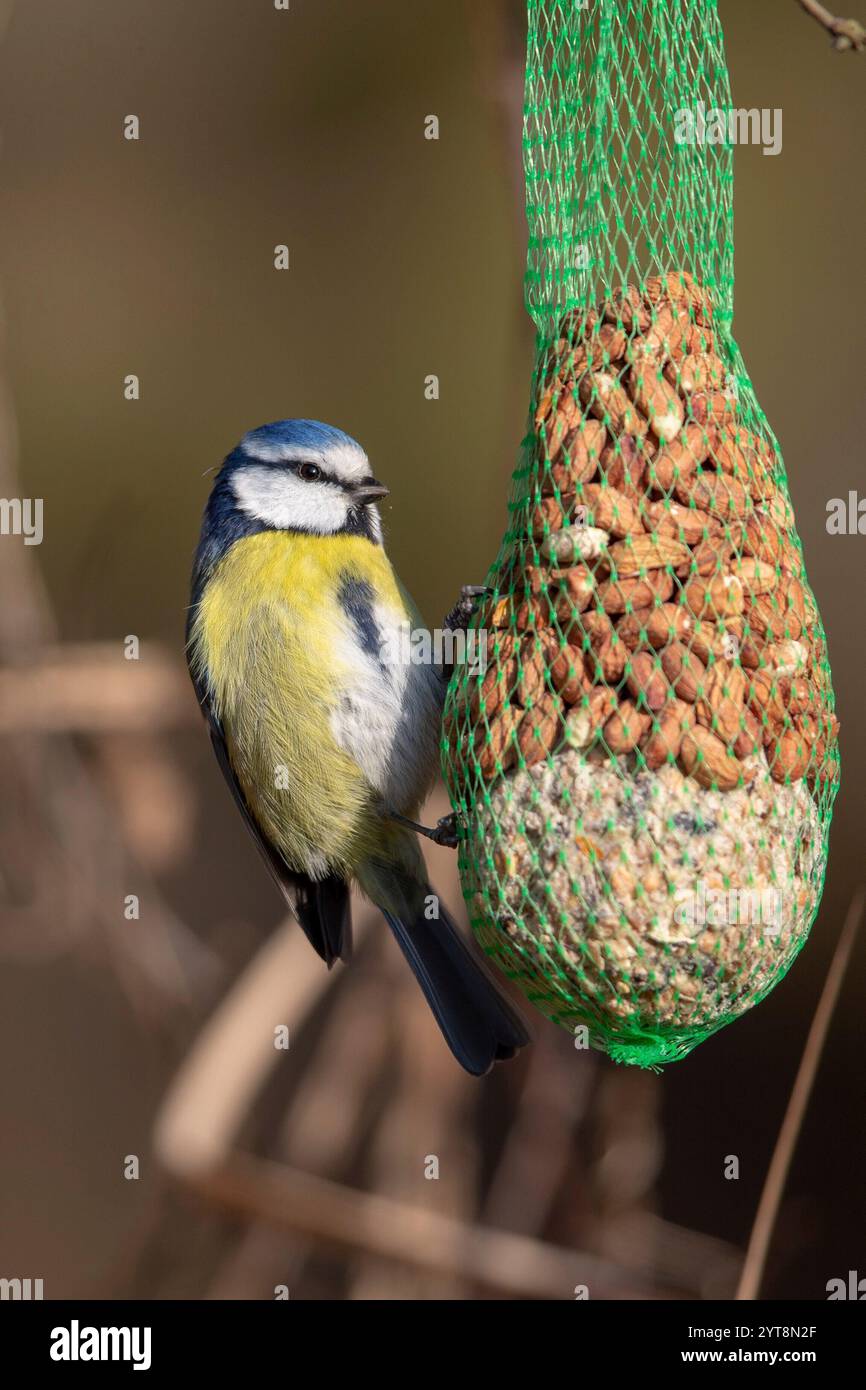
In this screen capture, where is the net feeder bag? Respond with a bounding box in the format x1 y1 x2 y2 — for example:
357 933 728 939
442 0 840 1066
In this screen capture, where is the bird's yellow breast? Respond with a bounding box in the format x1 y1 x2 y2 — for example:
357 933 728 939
189 530 410 875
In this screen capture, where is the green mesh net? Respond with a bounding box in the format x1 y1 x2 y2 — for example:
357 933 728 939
442 0 840 1067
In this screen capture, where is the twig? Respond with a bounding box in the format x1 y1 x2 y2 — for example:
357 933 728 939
206 940 390 1299
0 643 196 733
606 1212 742 1299
797 0 866 50
199 1151 674 1301
154 913 684 1299
153 918 360 1176
736 887 865 1300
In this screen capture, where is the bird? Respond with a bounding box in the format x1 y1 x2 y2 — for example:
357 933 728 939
186 419 530 1075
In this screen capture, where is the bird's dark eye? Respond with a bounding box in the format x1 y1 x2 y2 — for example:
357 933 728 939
297 462 322 482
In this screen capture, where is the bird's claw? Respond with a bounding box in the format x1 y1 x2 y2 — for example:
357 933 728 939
429 813 461 849
444 584 490 634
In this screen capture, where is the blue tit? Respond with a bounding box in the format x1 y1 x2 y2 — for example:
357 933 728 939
187 419 529 1075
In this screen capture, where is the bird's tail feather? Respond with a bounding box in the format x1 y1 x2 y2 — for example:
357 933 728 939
289 872 352 967
380 891 531 1076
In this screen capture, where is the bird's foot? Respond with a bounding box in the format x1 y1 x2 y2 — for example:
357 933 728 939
444 584 489 634
426 813 461 849
387 809 462 850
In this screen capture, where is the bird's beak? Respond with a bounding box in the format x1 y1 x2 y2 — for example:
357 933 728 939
352 480 390 505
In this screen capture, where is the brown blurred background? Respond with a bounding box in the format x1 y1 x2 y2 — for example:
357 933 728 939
0 0 863 1300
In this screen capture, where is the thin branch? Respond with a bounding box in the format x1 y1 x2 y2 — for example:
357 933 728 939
0 643 195 733
737 887 865 1300
154 916 686 1300
797 0 866 50
198 1151 675 1301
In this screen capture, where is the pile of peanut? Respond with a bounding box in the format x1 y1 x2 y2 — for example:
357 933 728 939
459 271 838 795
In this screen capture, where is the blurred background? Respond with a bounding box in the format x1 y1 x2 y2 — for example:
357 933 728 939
0 0 863 1300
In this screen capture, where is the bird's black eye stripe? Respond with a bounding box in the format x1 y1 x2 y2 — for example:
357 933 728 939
297 461 322 482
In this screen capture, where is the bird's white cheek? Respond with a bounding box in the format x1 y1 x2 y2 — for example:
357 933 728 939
232 465 348 534
366 506 383 544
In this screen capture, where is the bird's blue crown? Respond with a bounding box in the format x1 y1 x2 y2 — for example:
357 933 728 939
236 419 364 466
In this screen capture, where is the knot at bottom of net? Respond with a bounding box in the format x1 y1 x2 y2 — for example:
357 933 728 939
603 1030 706 1069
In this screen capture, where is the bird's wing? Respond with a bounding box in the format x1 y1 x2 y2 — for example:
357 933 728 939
191 664 351 966
329 572 444 814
